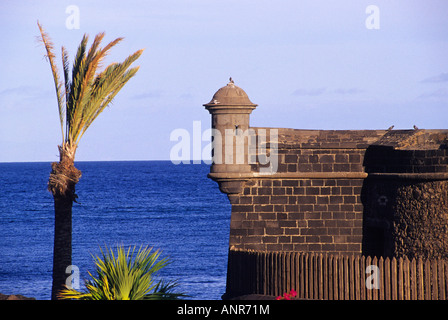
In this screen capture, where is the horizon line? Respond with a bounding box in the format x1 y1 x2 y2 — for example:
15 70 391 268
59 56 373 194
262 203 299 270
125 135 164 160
0 159 211 164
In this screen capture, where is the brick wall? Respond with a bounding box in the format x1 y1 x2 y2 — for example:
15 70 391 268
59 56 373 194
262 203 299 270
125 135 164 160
214 128 448 257
228 178 364 254
223 128 387 255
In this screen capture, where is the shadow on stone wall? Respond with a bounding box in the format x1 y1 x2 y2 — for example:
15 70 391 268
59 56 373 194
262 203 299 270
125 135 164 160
361 144 448 259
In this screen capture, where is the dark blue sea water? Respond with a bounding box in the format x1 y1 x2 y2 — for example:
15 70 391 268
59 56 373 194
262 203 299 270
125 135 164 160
0 161 231 300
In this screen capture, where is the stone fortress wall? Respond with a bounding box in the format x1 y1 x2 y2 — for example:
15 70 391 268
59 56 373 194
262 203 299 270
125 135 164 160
204 79 448 260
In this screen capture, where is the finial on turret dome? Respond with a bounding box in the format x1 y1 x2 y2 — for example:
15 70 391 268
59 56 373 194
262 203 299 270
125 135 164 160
203 78 257 107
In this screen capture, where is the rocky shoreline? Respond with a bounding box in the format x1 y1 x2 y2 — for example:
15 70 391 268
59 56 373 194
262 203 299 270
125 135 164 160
0 292 278 301
0 293 35 300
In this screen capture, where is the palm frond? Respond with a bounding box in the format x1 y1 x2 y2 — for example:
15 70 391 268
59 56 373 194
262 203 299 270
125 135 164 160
146 280 186 300
74 33 106 120
67 34 88 145
71 49 143 145
37 21 65 142
61 46 70 140
38 22 143 154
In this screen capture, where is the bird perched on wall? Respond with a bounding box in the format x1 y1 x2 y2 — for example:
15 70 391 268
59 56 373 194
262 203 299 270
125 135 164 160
387 125 394 131
413 125 419 130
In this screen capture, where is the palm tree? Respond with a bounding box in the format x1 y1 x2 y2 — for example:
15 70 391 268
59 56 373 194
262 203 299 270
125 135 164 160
58 244 185 300
37 21 143 300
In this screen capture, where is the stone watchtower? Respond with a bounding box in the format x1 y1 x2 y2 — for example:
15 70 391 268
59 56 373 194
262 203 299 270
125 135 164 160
203 78 257 194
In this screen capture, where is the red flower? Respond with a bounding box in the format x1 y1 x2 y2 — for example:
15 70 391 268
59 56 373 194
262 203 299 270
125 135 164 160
276 289 297 300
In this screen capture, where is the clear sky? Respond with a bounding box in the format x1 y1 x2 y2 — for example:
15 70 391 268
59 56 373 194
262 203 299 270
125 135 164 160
0 0 447 162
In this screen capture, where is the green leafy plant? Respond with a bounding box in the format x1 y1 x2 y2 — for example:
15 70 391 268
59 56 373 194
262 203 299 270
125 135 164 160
59 244 185 300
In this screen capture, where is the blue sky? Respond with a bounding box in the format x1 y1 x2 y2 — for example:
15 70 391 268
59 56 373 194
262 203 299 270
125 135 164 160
0 0 447 162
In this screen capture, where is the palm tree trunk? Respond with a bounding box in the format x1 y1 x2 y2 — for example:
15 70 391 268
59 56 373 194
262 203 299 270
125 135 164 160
49 143 81 300
51 195 73 300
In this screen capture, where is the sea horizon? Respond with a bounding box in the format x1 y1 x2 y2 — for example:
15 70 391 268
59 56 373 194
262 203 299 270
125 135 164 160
0 161 230 300
0 159 209 164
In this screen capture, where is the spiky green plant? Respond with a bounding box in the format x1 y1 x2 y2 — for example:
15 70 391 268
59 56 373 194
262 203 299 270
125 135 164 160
59 245 185 300
37 21 143 299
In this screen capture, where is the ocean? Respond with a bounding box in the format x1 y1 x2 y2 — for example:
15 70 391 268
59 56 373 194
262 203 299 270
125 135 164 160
0 161 231 300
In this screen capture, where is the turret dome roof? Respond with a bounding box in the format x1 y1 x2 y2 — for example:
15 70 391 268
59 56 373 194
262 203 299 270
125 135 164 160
203 78 257 107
